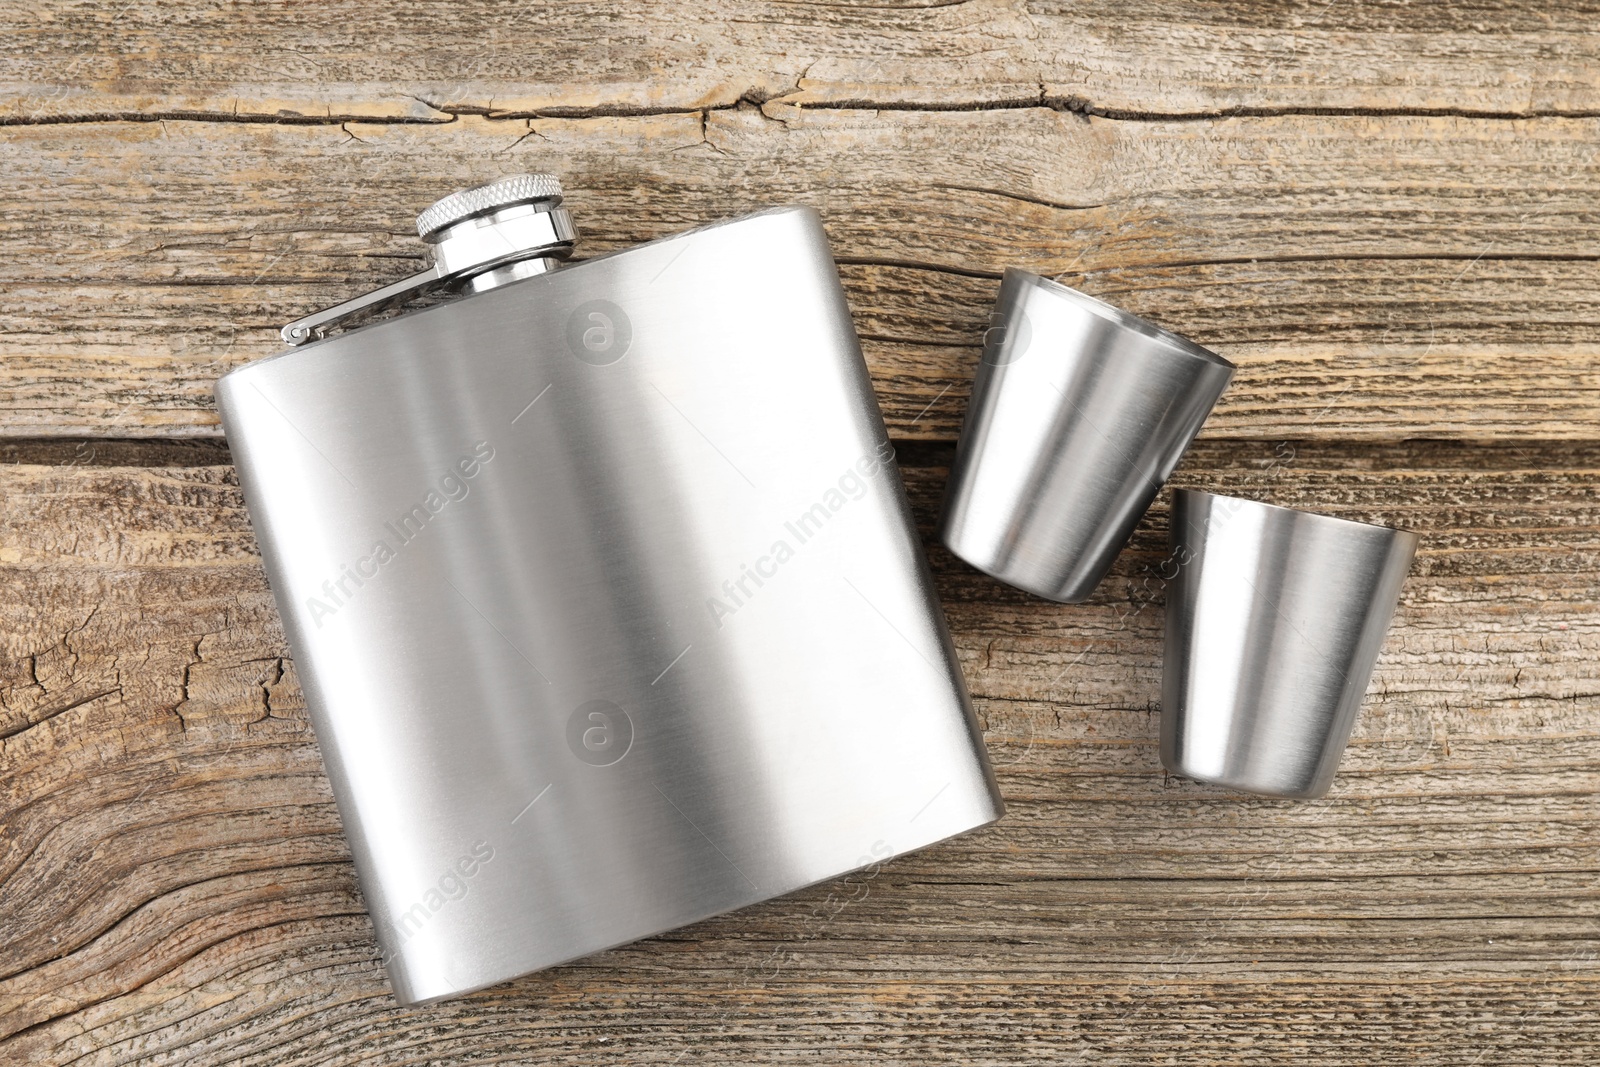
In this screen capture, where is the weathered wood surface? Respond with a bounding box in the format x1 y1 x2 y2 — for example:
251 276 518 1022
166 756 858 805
5 109 1599 439
2 445 1599 1065
6 0 1600 119
3 6 1600 440
3 1 1599 1063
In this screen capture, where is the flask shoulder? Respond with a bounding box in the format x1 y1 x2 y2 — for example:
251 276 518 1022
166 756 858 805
565 204 831 278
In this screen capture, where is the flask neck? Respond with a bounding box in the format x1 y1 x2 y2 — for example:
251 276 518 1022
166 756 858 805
278 174 578 345
424 198 577 290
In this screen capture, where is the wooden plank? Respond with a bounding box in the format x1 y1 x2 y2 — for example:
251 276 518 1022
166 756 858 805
4 1 1600 121
3 110 1598 439
2 443 1597 1062
5 5 1599 1062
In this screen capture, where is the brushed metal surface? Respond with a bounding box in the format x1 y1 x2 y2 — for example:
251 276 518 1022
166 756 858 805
1161 490 1420 799
940 269 1234 603
216 207 1002 1005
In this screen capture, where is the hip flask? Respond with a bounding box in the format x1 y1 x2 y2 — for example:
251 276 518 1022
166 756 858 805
214 175 1003 1005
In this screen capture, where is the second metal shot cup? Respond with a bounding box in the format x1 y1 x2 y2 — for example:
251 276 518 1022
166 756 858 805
1161 490 1420 799
940 269 1234 602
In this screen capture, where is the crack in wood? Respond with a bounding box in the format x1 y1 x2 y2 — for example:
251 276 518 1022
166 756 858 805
0 687 122 741
10 97 1600 129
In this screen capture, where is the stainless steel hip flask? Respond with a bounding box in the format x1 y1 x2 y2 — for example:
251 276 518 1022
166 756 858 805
215 176 1003 1004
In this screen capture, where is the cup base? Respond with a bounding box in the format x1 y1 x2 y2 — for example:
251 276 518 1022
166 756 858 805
1161 756 1333 801
951 548 1098 604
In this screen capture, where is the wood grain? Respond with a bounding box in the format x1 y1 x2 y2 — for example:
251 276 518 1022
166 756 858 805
4 2 1599 1062
3 109 1598 439
2 445 1598 1064
5 0 1600 120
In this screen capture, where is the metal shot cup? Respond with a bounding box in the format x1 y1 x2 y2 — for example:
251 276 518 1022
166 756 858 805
940 269 1235 603
1161 490 1420 799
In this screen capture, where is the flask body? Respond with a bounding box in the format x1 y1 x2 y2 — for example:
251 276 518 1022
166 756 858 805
216 207 1002 1004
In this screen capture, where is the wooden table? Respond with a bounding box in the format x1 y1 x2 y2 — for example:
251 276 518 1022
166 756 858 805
3 3 1598 1062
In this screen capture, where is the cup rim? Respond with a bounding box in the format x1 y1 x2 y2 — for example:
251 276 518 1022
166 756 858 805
1172 488 1420 542
1009 268 1235 371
